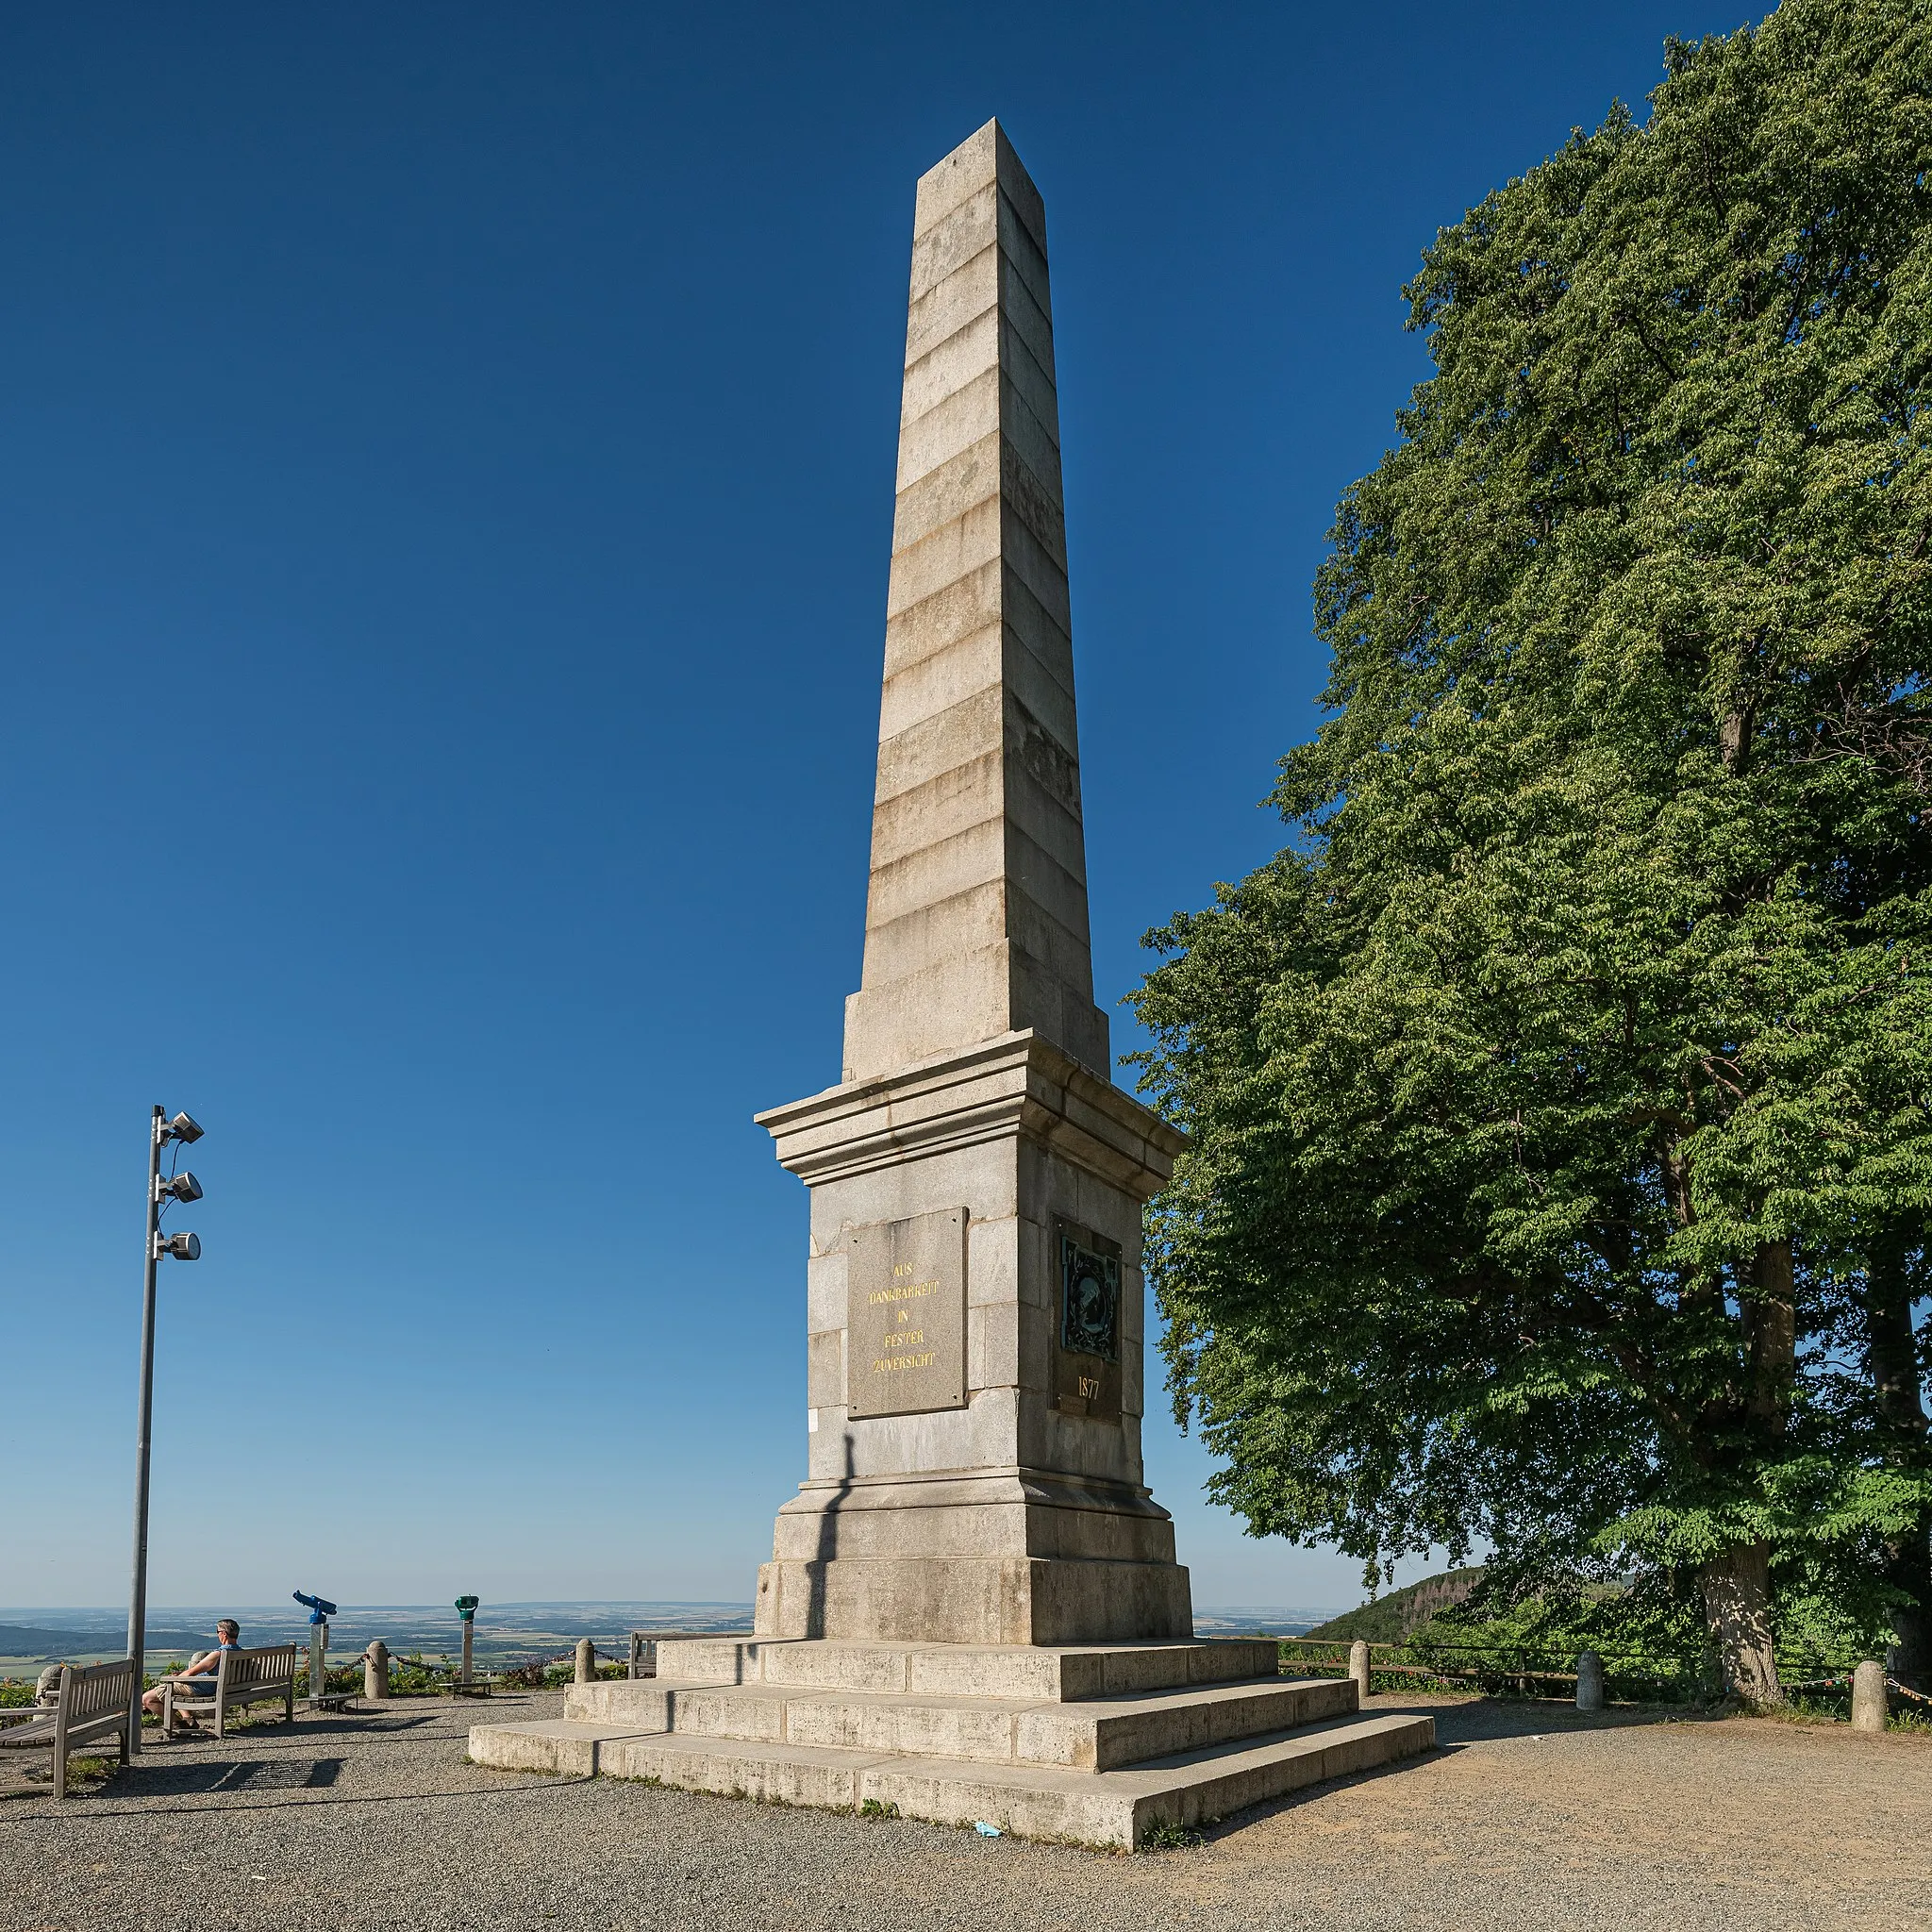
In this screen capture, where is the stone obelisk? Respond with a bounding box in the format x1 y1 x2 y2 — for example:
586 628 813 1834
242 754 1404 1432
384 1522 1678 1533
753 120 1191 1647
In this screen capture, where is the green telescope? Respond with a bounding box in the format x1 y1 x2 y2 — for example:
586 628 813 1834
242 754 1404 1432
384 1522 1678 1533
455 1595 479 1621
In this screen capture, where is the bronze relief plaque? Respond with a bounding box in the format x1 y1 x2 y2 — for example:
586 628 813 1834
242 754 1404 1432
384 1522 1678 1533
844 1208 968 1419
1053 1215 1123 1422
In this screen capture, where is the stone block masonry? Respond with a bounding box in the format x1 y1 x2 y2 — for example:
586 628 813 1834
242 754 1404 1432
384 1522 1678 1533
748 121 1191 1652
471 125 1442 1841
843 119 1109 1091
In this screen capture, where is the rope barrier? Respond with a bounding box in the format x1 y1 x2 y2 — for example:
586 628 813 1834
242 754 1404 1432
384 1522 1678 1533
1274 1633 1926 1707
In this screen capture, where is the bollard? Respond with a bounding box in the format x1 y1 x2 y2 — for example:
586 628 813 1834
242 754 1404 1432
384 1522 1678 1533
575 1638 595 1685
628 1632 645 1681
364 1641 390 1702
1349 1641 1372 1707
1575 1650 1605 1712
1851 1660 1888 1733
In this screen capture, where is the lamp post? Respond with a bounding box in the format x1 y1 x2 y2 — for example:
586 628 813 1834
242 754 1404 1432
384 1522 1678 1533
127 1106 204 1752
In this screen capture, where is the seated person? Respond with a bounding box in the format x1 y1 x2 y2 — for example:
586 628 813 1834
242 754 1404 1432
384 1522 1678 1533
141 1619 242 1730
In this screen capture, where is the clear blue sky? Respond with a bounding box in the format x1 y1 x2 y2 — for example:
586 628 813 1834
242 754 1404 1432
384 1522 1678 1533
2 0 1748 1615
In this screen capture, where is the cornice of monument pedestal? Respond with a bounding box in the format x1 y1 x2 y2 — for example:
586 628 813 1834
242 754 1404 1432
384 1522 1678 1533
755 1028 1186 1199
772 1466 1178 1550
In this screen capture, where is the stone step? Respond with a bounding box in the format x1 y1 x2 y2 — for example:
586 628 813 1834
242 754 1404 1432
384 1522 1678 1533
566 1672 1357 1771
652 1635 1278 1700
467 1708 1436 1850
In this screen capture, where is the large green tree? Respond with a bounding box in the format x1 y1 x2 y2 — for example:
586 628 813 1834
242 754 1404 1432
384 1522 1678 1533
1135 0 1932 1702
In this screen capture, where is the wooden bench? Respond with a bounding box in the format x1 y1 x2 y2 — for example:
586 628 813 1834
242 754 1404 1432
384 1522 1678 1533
0 1658 134 1797
160 1643 299 1740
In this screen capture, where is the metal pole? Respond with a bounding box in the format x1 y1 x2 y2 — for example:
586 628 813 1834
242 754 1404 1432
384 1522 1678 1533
461 1618 474 1690
125 1106 164 1753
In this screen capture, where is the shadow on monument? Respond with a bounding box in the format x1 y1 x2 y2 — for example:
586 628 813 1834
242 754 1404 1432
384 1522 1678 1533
802 1432 856 1641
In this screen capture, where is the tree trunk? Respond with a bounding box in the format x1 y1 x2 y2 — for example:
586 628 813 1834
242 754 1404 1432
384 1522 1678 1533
1868 1236 1932 1691
1700 1541 1784 1707
1742 1241 1796 1424
1883 1526 1932 1693
1718 703 1756 775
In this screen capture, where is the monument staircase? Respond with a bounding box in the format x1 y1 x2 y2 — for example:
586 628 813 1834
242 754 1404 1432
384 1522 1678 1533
468 1637 1432 1849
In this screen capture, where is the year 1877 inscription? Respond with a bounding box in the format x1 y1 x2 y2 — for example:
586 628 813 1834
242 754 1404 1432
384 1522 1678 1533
844 1208 968 1419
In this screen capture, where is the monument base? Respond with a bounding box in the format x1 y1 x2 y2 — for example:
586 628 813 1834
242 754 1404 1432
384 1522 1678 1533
469 1636 1437 1849
754 1556 1192 1645
753 1462 1192 1644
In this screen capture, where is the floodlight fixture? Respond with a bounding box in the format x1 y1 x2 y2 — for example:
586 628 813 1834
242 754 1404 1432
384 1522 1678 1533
165 1112 204 1145
157 1231 201 1261
158 1172 203 1203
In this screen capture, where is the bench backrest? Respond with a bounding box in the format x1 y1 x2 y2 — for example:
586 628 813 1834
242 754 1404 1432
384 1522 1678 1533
59 1658 135 1724
219 1644 299 1691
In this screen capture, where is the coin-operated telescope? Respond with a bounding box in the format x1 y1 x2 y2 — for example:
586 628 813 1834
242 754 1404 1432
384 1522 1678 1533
454 1596 480 1690
293 1591 339 1707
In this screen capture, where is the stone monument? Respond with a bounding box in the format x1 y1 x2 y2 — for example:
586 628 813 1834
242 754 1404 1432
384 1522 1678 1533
472 123 1434 1844
749 116 1190 1650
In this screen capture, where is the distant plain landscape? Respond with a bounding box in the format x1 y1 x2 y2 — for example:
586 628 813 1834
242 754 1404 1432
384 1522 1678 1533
0 1600 1342 1674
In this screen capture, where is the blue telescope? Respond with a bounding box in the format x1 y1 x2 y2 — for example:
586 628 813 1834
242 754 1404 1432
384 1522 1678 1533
293 1590 338 1624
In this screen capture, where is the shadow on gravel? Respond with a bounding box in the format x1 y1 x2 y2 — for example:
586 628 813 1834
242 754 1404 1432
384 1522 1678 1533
1180 1697 1720 1849
277 1713 447 1738
1393 1696 1719 1749
142 1712 447 1750
42 1774 595 1819
117 1757 346 1795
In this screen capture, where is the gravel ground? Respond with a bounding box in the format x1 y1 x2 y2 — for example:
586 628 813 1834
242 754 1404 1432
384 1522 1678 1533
1 1690 1924 1931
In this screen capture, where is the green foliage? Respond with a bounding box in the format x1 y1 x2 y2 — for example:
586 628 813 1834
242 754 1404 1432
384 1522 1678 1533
1140 1821 1207 1850
293 1661 368 1699
858 1797 901 1819
1410 1570 1716 1698
1305 1566 1486 1641
1134 0 1932 1696
386 1657 454 1696
0 1682 33 1709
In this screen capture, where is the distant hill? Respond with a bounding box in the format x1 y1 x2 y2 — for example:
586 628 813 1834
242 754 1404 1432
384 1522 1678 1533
1303 1568 1485 1644
0 1624 209 1660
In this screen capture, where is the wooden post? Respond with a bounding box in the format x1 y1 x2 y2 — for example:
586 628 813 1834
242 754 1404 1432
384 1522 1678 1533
1851 1660 1888 1732
628 1632 644 1680
575 1638 595 1685
1575 1649 1605 1711
364 1641 390 1702
1349 1641 1372 1707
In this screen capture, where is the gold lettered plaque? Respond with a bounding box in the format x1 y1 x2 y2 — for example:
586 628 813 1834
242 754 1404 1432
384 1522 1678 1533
845 1208 968 1419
